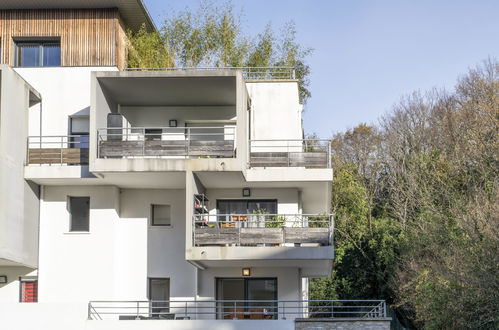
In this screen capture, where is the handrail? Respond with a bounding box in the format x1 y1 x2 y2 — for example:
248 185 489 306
193 214 334 247
88 299 386 320
249 139 332 168
125 67 296 80
97 126 236 159
26 135 89 166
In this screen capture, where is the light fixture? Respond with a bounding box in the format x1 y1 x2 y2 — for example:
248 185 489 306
242 268 251 277
169 119 177 127
242 188 251 197
0 275 7 284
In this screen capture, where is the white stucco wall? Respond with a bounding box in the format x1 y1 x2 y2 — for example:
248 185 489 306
0 66 40 269
14 67 117 137
246 81 303 141
120 189 197 299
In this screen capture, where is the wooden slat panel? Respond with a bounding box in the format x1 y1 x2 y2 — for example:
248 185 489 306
250 152 328 168
240 228 283 244
194 228 239 245
0 9 127 67
28 148 88 165
284 228 330 245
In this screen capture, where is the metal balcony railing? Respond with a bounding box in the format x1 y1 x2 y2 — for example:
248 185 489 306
97 126 236 159
249 139 332 168
27 135 89 165
193 214 333 246
125 67 296 80
88 299 387 320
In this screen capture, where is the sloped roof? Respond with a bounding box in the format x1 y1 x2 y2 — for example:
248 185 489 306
0 0 156 32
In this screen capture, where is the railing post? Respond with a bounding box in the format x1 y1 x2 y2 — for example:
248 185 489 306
185 301 188 317
328 140 332 168
233 301 237 320
287 141 290 167
142 128 145 157
187 127 190 158
87 302 92 320
60 136 63 165
282 301 286 320
136 301 140 320
383 301 387 317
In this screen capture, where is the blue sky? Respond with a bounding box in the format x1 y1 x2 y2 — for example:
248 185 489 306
143 0 499 137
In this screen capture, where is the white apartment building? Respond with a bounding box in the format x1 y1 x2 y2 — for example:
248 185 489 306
0 1 389 330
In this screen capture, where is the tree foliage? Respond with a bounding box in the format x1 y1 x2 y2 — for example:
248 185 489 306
126 1 312 103
311 59 499 329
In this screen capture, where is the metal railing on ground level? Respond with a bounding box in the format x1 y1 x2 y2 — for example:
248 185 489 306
125 67 296 80
88 300 386 321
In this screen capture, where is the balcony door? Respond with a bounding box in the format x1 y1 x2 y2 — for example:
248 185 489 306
217 199 277 215
216 278 277 319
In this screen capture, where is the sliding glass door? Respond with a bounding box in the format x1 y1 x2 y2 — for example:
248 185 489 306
216 278 278 319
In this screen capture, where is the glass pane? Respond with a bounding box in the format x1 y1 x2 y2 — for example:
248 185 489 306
152 205 171 226
246 279 278 319
247 200 277 214
19 44 40 67
69 197 89 231
43 44 61 66
149 278 170 317
216 279 244 319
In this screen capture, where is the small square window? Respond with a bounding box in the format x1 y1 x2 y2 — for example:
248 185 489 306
69 197 90 232
151 204 171 226
20 279 38 303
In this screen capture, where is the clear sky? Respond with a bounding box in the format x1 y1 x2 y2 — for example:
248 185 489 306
143 0 499 137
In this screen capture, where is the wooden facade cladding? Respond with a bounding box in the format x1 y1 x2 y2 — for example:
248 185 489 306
0 9 128 69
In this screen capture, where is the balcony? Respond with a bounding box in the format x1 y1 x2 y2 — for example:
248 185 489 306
126 66 296 81
249 139 331 168
193 214 332 247
27 135 89 165
87 299 387 320
97 127 235 159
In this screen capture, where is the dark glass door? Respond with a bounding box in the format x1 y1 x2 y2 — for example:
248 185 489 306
216 278 278 319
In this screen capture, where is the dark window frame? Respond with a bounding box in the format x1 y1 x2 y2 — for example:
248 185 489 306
14 37 61 67
150 204 172 227
215 277 278 319
216 199 278 214
19 278 38 303
68 196 90 232
147 277 170 317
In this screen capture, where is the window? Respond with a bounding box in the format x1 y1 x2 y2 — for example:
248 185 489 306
69 116 89 148
20 279 38 303
151 204 171 226
148 278 170 317
217 199 277 214
216 278 277 319
15 39 61 67
69 197 90 232
145 128 162 141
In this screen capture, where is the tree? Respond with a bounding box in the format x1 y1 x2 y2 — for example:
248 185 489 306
310 59 499 329
126 1 312 103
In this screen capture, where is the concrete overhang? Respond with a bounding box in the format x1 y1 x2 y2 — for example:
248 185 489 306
95 70 238 107
0 0 156 32
187 246 334 277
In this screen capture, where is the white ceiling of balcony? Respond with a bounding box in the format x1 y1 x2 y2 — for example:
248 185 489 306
0 0 155 31
98 76 237 107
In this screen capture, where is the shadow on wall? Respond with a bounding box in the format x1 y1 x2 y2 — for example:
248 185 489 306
0 266 33 289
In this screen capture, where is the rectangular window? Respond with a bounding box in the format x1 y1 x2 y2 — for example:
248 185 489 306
145 128 162 141
151 204 171 226
216 278 277 319
217 199 277 214
15 40 61 67
148 278 170 317
69 197 90 232
20 279 38 303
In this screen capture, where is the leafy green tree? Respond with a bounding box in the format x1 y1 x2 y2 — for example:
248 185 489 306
126 1 312 103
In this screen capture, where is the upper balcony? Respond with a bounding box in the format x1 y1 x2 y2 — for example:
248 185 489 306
90 69 248 173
